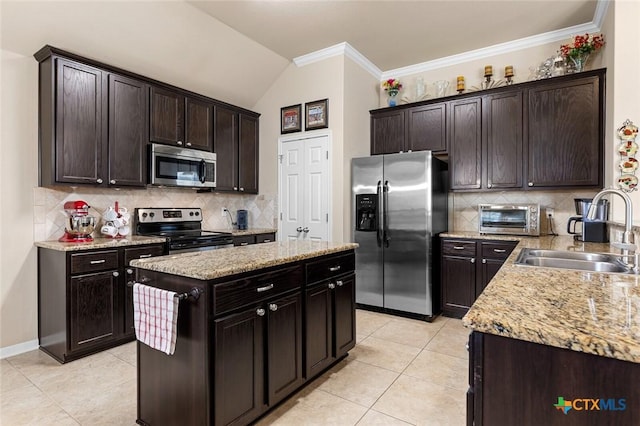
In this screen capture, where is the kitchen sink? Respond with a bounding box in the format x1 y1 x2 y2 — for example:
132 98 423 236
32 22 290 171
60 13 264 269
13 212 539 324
514 248 632 274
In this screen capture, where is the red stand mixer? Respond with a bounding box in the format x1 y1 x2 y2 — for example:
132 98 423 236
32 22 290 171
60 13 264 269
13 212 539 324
59 200 97 242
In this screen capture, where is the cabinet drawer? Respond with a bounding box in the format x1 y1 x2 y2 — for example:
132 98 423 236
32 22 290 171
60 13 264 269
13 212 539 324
124 244 165 265
442 240 476 256
70 250 119 275
255 233 275 244
214 265 303 315
306 252 355 285
480 242 517 260
234 235 255 246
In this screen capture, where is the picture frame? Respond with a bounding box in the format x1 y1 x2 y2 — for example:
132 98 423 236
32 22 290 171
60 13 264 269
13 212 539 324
281 104 302 134
305 99 329 131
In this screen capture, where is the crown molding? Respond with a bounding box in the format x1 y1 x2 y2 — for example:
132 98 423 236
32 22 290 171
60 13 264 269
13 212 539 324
293 0 608 81
293 42 382 79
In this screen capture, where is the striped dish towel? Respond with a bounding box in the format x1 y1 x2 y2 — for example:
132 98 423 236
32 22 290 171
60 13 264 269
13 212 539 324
133 283 179 355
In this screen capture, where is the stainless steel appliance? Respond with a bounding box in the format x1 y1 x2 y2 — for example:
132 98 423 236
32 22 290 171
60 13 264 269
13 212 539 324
478 204 540 236
134 208 232 254
567 198 609 242
351 151 448 319
149 144 217 188
59 200 97 242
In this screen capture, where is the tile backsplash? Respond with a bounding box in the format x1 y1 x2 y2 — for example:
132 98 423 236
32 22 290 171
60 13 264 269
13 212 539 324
34 186 277 241
451 190 602 236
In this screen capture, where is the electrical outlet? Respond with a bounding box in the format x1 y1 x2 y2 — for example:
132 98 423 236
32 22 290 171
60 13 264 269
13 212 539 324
547 208 554 217
221 207 227 217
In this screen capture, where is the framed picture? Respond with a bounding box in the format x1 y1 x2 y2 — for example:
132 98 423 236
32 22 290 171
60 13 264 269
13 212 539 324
281 104 302 134
305 99 329 131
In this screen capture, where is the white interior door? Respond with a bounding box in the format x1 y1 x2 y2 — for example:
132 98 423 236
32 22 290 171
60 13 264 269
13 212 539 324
279 134 330 241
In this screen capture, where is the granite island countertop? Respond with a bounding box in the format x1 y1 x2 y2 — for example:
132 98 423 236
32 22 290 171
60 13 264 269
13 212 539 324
130 240 358 281
460 234 640 363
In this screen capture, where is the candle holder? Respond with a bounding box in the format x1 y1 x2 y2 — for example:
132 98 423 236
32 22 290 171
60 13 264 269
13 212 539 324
505 76 514 85
481 76 494 90
456 76 465 94
504 65 514 85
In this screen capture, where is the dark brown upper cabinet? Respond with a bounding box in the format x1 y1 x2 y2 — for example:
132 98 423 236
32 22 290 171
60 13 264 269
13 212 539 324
214 105 259 194
526 73 603 188
407 103 446 152
149 86 213 152
108 74 148 187
482 89 523 190
448 97 482 190
371 109 405 154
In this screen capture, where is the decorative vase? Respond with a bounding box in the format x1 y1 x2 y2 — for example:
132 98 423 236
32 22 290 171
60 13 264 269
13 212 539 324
569 52 590 73
387 88 399 107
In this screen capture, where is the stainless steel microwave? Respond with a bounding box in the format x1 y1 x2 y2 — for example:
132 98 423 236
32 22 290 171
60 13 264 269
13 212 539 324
149 144 216 188
478 204 540 236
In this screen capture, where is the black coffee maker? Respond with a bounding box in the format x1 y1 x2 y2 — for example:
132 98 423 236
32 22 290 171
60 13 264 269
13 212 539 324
567 198 609 242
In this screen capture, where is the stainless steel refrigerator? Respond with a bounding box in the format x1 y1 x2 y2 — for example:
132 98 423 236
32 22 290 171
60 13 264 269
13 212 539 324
351 151 448 319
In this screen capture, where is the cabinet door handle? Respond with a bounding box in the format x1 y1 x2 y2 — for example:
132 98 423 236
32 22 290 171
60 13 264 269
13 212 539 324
482 259 487 264
186 142 192 147
336 280 344 287
240 242 249 246
90 259 106 264
329 265 341 272
257 283 274 292
239 187 245 192
269 303 278 312
177 141 183 146
96 178 103 184
328 282 336 289
112 271 119 277
470 258 476 264
139 254 153 258
528 182 534 187
126 268 133 275
493 249 506 253
263 239 271 243
233 187 238 191
487 182 492 188
453 246 465 250
256 308 265 317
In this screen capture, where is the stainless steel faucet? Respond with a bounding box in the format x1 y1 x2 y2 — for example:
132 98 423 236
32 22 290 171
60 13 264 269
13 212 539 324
588 188 636 270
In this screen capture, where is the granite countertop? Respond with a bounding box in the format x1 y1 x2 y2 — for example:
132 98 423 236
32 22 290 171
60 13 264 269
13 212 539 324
461 234 640 363
35 235 167 251
131 240 358 281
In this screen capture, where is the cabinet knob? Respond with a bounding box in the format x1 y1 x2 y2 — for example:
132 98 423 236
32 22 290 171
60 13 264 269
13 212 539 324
256 308 266 317
296 227 303 232
328 283 336 289
528 182 534 187
233 187 238 191
482 259 487 264
336 280 344 287
177 141 183 146
110 179 116 185
269 303 278 312
186 142 192 147
239 187 245 192
96 178 103 184
470 258 475 264
112 271 120 277
126 268 133 275
487 182 492 188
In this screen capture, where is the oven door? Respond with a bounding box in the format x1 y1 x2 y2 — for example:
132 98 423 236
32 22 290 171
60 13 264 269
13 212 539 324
150 144 216 188
168 237 234 254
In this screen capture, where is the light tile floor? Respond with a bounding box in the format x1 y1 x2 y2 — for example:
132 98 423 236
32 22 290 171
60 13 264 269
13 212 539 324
1 310 469 425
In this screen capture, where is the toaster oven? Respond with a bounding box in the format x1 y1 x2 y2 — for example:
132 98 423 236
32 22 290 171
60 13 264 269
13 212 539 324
478 204 540 236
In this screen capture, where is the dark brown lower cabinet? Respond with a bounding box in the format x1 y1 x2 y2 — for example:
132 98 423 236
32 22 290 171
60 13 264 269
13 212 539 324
232 232 276 247
469 332 640 425
136 250 356 426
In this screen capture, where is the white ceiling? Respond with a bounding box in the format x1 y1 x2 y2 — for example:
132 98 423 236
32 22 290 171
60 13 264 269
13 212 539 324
189 0 599 73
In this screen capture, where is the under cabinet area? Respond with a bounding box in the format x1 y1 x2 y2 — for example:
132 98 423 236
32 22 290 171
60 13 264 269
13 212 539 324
440 238 517 318
37 243 165 363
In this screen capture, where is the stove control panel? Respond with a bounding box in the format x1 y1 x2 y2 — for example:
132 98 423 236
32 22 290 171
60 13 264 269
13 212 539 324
136 208 202 223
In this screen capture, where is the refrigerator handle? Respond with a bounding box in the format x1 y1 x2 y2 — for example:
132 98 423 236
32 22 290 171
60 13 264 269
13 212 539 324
383 180 390 248
376 180 383 247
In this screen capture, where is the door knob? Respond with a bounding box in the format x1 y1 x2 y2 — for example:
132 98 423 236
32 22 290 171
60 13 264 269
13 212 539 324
303 227 309 233
296 227 303 232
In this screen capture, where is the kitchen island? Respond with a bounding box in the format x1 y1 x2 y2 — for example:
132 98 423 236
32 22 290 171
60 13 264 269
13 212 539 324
456 234 640 425
130 240 358 426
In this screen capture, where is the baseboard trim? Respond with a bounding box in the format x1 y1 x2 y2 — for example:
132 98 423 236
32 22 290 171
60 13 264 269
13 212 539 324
0 339 39 359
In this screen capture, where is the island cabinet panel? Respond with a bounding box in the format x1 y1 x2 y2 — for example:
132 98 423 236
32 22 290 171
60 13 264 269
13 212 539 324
469 332 640 425
526 75 603 188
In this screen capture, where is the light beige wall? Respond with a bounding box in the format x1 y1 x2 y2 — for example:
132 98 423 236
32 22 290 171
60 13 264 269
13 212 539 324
1 50 39 349
342 58 380 241
253 56 346 241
